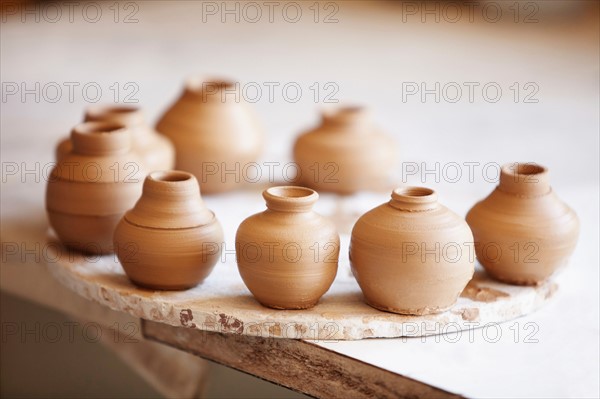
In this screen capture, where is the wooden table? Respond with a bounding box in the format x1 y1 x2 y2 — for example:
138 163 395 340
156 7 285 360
1 1 598 397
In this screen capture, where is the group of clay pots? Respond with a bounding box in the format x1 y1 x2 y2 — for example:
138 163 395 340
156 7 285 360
45 77 579 315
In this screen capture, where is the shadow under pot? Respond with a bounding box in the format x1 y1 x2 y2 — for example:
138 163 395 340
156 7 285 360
46 122 145 254
235 186 340 309
55 104 175 172
114 171 224 290
350 187 475 315
466 162 579 285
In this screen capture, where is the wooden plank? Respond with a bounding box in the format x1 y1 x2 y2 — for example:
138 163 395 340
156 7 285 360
142 320 464 399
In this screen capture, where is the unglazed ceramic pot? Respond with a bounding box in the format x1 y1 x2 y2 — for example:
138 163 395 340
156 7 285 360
466 163 579 285
114 171 224 290
46 122 145 254
156 77 263 194
236 186 339 309
55 105 175 172
293 106 397 194
350 187 474 315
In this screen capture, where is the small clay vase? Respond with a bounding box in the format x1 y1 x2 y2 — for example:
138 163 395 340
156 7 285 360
235 186 339 309
466 163 579 285
114 171 224 290
293 106 397 194
350 187 474 315
56 105 175 172
46 122 146 254
156 77 263 194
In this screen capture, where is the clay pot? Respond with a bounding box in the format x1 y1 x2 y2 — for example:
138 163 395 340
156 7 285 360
350 187 474 315
46 122 146 254
114 171 224 290
156 77 263 194
235 186 339 309
293 106 397 194
466 163 579 285
56 105 175 172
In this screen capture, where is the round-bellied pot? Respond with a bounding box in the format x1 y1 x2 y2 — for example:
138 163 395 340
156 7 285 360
235 186 339 309
55 105 175 172
293 106 397 194
46 122 145 254
156 77 263 194
114 171 223 290
350 187 474 315
466 162 579 285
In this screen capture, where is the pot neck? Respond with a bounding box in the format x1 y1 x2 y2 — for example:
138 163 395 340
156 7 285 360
321 106 373 133
70 121 131 156
263 186 318 213
84 105 145 127
389 187 439 212
125 171 214 229
498 163 550 197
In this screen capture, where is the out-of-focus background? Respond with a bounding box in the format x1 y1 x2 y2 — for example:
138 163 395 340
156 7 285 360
1 1 598 398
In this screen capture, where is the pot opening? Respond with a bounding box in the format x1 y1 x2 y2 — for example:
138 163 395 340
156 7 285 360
335 106 364 115
97 105 138 115
393 187 435 198
84 105 143 126
71 121 130 155
149 171 193 183
499 162 550 196
75 121 126 135
207 81 235 90
390 187 438 211
323 105 366 119
266 186 315 199
263 186 318 212
510 163 546 176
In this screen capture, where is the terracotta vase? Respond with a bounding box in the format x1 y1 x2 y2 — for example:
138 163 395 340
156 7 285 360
350 187 474 315
156 77 263 194
466 163 579 285
114 171 224 290
46 122 146 254
235 186 339 309
293 106 397 194
55 105 175 172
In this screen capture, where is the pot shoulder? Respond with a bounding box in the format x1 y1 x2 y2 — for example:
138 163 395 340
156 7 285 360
352 202 473 247
236 211 339 245
466 189 580 240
